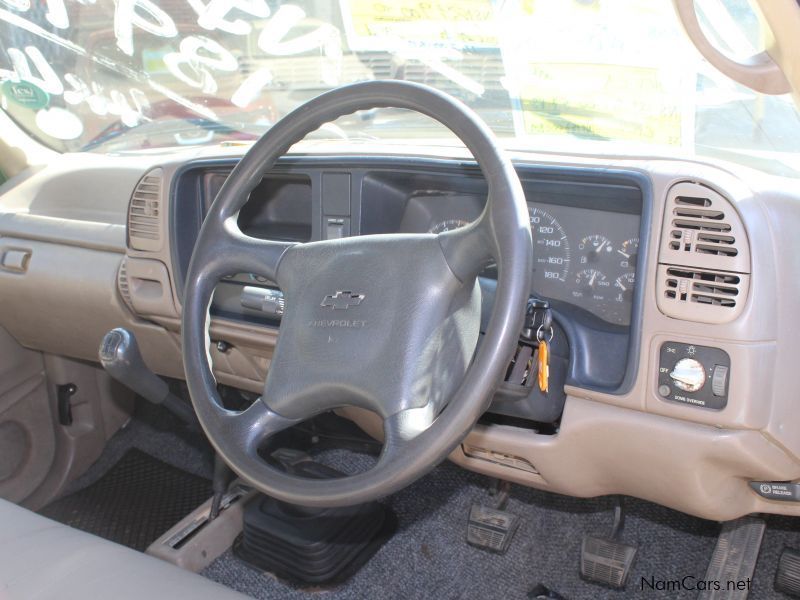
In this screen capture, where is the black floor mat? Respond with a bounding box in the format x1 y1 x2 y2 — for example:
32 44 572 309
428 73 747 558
40 448 212 551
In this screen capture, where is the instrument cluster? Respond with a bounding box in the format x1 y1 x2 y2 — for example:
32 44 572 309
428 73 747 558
525 203 639 325
427 200 640 326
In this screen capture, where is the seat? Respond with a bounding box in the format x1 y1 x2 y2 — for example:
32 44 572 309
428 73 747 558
0 498 246 599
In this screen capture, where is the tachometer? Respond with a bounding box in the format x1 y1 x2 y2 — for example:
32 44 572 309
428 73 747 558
529 206 570 283
429 219 470 234
573 268 611 301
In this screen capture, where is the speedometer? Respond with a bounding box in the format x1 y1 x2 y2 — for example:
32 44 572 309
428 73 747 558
529 206 570 284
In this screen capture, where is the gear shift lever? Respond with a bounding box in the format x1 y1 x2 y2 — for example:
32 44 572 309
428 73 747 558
101 328 234 520
99 327 197 427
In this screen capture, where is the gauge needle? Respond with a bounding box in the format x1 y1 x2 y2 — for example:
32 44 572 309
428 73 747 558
589 271 597 287
618 249 631 258
595 240 608 253
618 282 627 291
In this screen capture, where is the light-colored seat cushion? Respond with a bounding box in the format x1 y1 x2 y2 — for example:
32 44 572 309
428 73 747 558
0 498 247 599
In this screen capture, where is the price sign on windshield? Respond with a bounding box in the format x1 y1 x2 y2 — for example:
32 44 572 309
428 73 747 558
340 0 497 50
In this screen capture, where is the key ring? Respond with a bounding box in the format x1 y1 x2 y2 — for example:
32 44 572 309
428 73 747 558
536 324 554 343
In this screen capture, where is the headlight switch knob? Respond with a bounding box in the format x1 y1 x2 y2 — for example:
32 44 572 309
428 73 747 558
669 357 706 393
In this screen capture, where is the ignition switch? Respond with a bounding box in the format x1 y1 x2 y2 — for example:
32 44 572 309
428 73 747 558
521 298 551 342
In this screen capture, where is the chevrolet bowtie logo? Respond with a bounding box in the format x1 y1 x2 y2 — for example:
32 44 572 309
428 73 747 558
321 291 365 310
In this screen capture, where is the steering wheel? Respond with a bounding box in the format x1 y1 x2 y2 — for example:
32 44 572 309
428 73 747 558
182 80 532 508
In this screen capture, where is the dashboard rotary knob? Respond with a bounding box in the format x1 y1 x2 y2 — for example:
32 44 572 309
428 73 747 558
669 358 706 393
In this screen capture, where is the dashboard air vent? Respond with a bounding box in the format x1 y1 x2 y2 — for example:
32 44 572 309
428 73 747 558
656 264 750 323
117 257 135 313
128 168 163 251
660 181 749 273
663 266 742 305
657 182 751 323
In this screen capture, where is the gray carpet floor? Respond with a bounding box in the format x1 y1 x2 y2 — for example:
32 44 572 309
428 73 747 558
62 416 215 494
68 417 800 599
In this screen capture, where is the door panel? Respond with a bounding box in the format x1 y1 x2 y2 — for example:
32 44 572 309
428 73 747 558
0 326 55 502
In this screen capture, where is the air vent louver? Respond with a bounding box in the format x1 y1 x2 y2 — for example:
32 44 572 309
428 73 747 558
117 257 135 312
657 182 750 324
128 168 163 251
663 267 740 306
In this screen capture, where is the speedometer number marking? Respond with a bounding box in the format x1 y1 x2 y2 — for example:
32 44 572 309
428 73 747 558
529 206 570 283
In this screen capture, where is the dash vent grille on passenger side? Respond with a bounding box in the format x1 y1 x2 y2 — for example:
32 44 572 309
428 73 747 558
663 267 740 307
660 182 749 272
657 182 750 324
128 168 163 251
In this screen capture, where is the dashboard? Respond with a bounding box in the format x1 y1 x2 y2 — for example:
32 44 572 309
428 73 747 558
170 160 647 414
6 142 800 523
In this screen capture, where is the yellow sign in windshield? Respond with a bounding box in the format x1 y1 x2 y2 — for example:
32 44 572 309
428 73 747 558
517 63 686 146
341 0 497 49
341 0 689 146
509 1 690 146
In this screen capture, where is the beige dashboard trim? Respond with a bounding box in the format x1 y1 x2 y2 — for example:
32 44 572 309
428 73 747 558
450 396 800 521
0 213 125 253
341 398 800 522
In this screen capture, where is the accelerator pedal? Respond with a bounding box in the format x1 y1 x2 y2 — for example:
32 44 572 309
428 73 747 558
698 516 765 600
467 504 520 553
775 548 800 597
467 479 520 554
580 496 637 589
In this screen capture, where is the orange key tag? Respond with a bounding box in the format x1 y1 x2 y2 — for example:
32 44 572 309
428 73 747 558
537 339 549 393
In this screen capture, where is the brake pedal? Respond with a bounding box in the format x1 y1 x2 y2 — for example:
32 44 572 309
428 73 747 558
581 535 637 589
580 496 637 589
699 516 765 599
775 547 800 597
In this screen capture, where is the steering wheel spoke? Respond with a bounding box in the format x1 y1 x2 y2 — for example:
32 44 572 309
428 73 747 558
197 218 295 285
380 405 436 462
437 213 494 282
212 399 300 457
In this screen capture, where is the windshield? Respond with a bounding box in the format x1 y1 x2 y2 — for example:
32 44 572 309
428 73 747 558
1 0 799 176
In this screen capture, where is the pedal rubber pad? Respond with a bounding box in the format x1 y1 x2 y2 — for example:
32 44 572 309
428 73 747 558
580 535 637 589
699 516 765 600
775 548 800 597
466 503 520 553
